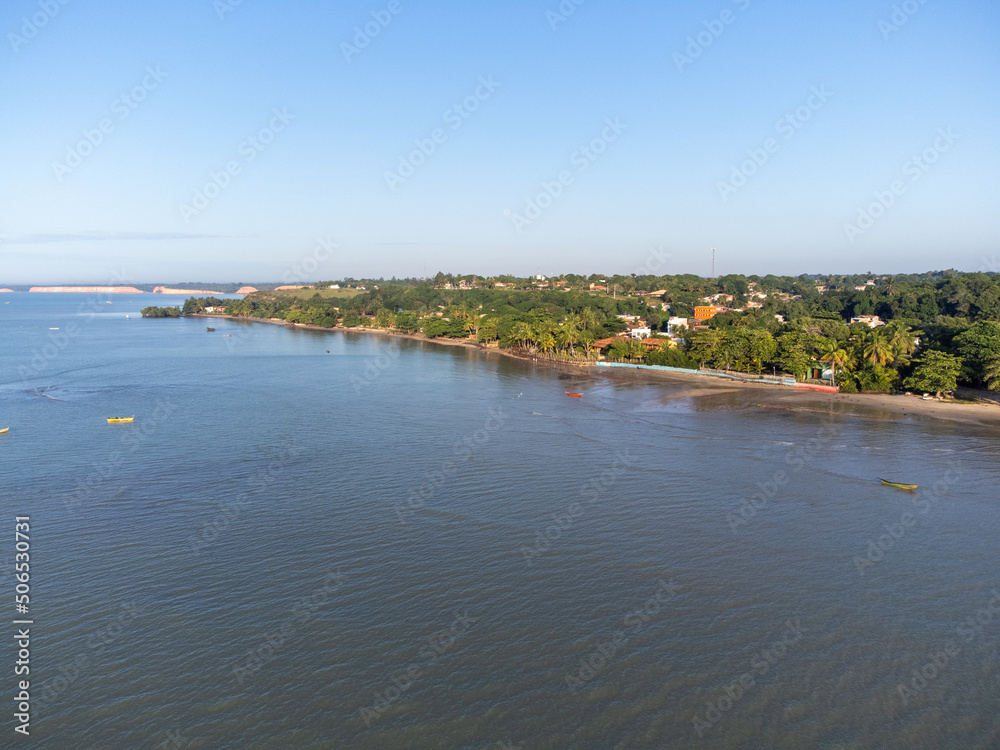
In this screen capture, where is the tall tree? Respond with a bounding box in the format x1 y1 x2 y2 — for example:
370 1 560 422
983 355 1000 392
903 350 963 397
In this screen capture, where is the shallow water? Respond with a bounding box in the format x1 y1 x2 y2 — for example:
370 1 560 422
1 293 998 749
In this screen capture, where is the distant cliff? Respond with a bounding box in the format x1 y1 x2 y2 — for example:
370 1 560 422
0 288 14 293
29 286 144 293
236 286 258 294
154 286 224 295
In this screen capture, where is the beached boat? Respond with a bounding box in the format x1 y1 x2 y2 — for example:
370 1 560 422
107 416 135 423
0 427 9 434
566 392 583 397
879 478 917 490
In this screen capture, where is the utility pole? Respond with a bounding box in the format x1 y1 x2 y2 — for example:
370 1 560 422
711 247 716 278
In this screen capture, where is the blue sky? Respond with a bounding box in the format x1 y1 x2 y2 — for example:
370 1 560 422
1 0 998 283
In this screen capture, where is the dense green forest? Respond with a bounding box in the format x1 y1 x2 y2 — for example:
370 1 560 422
181 270 1000 395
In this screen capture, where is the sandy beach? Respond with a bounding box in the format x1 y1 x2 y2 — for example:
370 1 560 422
193 313 1000 427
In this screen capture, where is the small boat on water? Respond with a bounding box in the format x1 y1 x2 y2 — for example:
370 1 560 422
107 416 135 423
566 392 583 398
880 478 917 490
206 327 215 331
0 427 9 434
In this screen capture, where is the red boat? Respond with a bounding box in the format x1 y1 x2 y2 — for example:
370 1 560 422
565 392 582 397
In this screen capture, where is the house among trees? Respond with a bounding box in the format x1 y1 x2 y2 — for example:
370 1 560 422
850 314 885 328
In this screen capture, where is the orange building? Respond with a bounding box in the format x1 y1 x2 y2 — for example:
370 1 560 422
693 305 724 320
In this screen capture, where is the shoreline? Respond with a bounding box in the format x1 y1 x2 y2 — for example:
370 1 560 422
191 313 1000 426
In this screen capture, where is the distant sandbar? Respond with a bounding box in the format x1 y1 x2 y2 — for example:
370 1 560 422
29 286 143 293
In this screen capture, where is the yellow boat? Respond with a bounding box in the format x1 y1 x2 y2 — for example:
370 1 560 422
107 416 135 423
879 478 917 490
0 427 9 434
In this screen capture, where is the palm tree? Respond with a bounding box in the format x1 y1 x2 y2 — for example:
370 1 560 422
861 328 894 366
538 331 556 355
578 307 597 331
627 338 647 361
464 315 481 338
511 321 535 350
819 340 850 387
556 324 581 356
478 317 499 343
884 321 921 362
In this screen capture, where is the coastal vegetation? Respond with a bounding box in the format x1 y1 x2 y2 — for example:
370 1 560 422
178 269 1000 395
140 306 181 318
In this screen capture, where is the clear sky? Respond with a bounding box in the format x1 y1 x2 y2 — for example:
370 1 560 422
1 0 998 284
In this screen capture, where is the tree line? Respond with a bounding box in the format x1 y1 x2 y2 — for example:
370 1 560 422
177 269 1000 395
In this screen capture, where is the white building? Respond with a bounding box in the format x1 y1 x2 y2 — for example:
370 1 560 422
629 326 652 340
666 317 688 334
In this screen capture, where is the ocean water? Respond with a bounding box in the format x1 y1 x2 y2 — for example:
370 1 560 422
1 292 998 749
